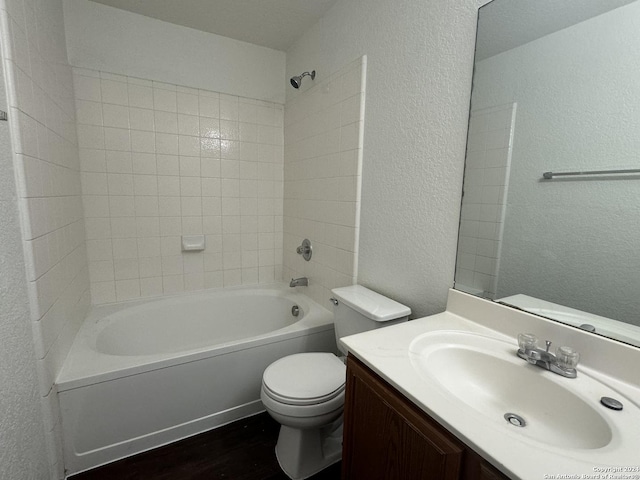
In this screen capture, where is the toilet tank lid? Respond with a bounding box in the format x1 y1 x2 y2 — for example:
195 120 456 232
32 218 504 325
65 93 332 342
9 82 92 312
331 285 411 322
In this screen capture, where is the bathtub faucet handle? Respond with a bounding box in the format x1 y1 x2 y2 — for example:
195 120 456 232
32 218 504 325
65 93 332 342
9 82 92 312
296 239 312 261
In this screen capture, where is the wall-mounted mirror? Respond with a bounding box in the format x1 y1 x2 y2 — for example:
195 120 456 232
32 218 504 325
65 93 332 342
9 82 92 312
455 0 640 347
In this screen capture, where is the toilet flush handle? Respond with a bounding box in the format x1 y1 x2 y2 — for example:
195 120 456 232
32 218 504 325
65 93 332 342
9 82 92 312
330 297 338 306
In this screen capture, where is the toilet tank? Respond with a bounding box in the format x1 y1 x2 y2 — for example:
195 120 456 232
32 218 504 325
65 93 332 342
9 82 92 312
331 285 411 355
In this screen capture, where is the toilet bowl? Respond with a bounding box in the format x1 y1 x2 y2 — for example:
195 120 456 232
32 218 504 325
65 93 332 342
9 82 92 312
261 285 411 480
261 352 346 479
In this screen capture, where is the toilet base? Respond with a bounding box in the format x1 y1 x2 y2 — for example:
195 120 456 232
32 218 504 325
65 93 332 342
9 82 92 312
275 417 343 480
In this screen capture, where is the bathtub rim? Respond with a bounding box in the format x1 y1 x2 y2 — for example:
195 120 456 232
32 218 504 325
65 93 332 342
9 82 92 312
56 283 334 392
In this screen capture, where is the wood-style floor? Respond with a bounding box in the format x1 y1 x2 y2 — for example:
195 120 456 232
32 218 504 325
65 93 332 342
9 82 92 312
69 412 341 480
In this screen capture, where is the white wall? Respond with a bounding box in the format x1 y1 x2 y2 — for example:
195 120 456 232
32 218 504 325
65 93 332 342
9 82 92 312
0 0 90 476
283 56 366 309
0 27 49 478
472 2 640 326
286 0 478 317
456 103 516 298
63 0 286 104
74 67 284 303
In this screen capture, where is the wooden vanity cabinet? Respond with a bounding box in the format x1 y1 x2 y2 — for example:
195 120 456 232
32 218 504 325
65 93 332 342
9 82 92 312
342 355 511 480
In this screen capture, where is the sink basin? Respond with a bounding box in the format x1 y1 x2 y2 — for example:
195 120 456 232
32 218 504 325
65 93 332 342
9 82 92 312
409 331 613 450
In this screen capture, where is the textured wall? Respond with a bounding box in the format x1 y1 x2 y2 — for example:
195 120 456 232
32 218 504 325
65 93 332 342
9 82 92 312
472 2 640 326
0 0 89 476
62 0 286 104
74 67 284 303
0 33 49 479
286 0 478 317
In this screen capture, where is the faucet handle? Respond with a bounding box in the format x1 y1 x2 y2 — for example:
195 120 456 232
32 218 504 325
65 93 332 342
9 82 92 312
296 239 312 261
556 346 580 369
545 340 552 353
517 333 538 352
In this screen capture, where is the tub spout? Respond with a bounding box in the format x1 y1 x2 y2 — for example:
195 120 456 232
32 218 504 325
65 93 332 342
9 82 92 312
290 277 308 287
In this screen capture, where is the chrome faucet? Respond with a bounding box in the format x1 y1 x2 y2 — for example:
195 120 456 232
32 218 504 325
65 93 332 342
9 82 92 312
516 333 579 378
289 277 308 287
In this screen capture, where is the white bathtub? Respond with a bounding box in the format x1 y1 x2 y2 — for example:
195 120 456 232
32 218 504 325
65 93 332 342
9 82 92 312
56 284 336 475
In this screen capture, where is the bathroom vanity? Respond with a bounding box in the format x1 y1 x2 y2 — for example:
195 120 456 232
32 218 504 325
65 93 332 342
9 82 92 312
339 289 640 480
343 354 508 479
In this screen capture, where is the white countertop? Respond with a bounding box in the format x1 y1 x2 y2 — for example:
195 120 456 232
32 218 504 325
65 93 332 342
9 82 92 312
340 289 640 480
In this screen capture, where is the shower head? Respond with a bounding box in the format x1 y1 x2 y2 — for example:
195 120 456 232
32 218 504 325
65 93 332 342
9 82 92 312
290 70 316 89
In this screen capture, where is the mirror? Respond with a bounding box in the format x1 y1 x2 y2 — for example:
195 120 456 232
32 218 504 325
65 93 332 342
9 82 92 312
455 0 640 347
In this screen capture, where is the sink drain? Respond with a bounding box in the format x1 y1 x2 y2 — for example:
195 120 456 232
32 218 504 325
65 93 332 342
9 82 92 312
504 413 526 427
600 397 623 411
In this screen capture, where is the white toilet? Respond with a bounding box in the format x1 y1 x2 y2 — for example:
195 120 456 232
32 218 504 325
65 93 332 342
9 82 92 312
260 285 411 479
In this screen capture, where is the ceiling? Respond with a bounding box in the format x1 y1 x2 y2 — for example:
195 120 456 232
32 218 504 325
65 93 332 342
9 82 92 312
88 0 638 59
476 0 637 61
88 0 339 51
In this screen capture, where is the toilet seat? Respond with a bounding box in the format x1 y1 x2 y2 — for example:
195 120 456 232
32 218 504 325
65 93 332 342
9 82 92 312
262 382 344 406
262 352 346 406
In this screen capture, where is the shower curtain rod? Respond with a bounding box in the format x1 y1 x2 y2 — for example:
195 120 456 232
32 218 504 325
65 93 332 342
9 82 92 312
542 168 640 179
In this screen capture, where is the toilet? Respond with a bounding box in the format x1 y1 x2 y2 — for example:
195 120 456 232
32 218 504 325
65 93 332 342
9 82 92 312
260 285 411 479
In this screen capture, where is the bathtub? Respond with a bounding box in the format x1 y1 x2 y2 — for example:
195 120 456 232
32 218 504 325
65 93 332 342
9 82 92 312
56 284 336 475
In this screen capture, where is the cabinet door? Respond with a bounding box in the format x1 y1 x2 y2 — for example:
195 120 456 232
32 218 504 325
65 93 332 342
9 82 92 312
342 355 464 480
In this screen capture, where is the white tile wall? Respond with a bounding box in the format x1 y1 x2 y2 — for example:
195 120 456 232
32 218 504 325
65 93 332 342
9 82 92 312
74 68 284 303
283 57 366 309
455 103 516 297
0 0 90 477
